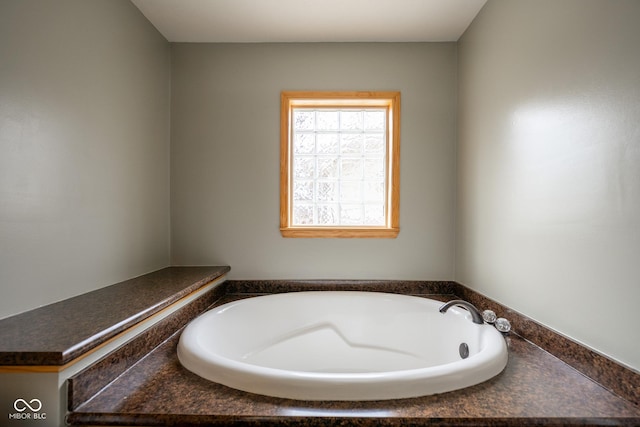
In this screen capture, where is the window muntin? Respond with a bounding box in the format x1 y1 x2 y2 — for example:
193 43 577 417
292 107 387 226
280 92 400 238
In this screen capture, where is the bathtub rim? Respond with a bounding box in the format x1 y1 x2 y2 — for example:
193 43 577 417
177 291 509 401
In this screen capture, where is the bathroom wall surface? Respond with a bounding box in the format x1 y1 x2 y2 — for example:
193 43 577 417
170 43 457 280
0 0 171 319
457 0 640 370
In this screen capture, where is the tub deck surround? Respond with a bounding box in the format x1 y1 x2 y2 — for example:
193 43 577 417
66 282 640 426
0 266 230 366
66 329 640 426
67 282 228 410
225 280 458 296
451 283 640 407
228 280 639 407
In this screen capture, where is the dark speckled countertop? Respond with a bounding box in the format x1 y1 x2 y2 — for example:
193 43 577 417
67 291 640 427
0 266 229 365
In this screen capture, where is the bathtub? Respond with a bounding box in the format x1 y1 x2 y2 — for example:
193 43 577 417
177 291 508 401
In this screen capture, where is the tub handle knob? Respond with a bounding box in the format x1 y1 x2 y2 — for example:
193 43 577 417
495 317 511 333
482 309 497 324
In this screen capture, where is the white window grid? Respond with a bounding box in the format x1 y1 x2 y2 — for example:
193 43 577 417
291 107 388 226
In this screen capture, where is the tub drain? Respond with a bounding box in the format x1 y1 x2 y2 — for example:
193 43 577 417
459 343 469 359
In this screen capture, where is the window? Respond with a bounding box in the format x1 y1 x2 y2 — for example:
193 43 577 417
280 91 400 238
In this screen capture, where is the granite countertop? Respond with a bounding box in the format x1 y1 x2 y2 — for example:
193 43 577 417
0 266 230 366
67 294 640 427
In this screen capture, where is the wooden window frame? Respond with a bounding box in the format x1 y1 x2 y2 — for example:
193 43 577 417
280 91 400 238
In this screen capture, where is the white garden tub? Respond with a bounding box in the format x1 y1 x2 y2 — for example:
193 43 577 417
177 291 508 401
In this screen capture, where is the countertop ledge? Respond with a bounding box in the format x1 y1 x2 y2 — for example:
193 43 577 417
66 291 640 427
0 266 230 366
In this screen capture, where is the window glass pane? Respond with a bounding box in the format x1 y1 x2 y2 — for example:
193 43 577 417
340 111 363 130
340 204 364 225
317 157 338 178
364 110 385 131
317 134 339 154
316 110 339 130
340 134 364 154
340 181 362 202
294 110 315 130
293 180 314 201
364 205 385 225
365 134 385 155
294 156 315 179
294 133 315 154
364 181 385 203
293 204 314 225
317 204 339 225
364 158 385 179
340 158 363 179
317 181 339 202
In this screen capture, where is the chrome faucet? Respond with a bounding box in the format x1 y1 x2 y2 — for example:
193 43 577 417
439 300 484 325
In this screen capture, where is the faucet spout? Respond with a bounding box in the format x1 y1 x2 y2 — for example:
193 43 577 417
439 300 484 325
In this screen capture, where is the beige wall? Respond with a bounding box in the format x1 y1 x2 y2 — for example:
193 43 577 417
0 0 171 319
4 0 636 375
170 43 457 280
457 0 640 370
